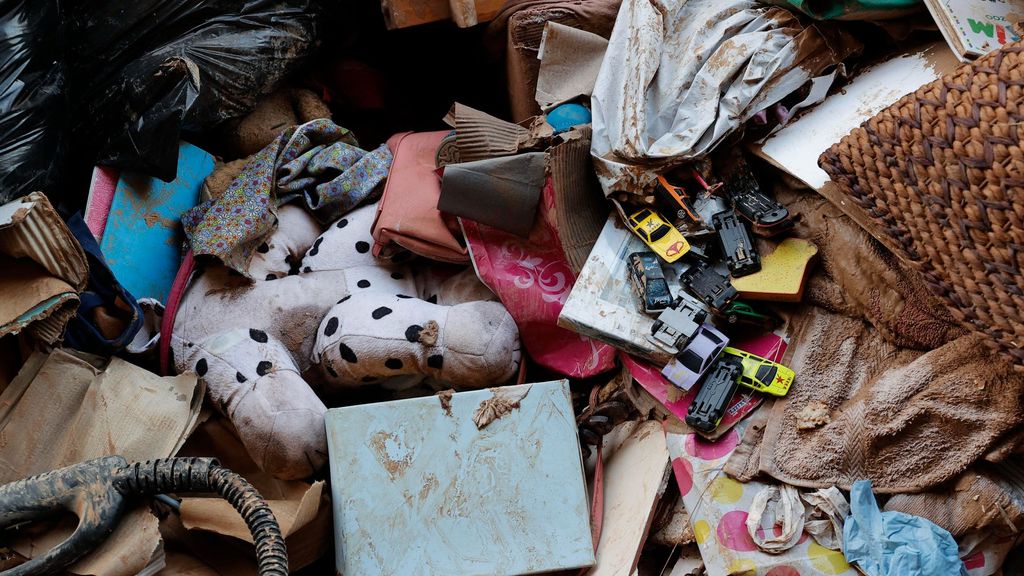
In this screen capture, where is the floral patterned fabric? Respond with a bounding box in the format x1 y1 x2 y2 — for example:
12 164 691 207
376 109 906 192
461 177 616 378
182 119 391 277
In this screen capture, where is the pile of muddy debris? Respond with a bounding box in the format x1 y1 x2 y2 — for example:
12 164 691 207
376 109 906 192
1 0 1023 574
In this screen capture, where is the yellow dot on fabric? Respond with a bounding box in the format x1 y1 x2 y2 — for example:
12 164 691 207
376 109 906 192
808 540 852 574
727 558 757 575
694 519 711 544
710 475 744 504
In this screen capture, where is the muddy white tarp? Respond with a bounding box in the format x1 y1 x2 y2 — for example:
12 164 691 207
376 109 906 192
590 0 860 196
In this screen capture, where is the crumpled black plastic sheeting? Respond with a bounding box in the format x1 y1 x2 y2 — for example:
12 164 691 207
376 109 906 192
0 0 67 207
0 0 321 207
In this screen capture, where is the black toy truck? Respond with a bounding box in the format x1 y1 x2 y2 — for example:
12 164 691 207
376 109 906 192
628 252 674 313
725 165 794 237
685 356 743 433
712 210 761 278
648 292 709 354
680 261 738 313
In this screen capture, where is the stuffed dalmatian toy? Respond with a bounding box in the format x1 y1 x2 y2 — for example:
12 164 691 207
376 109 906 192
171 202 521 479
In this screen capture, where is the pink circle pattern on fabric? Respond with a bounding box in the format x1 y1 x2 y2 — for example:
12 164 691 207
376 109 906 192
717 510 758 552
672 458 694 496
684 428 740 461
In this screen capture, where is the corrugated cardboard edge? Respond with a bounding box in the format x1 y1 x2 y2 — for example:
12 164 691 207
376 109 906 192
0 192 87 345
550 126 608 275
0 192 88 290
451 103 553 162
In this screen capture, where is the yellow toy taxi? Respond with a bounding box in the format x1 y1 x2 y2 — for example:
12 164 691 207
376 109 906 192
722 346 794 396
627 208 690 263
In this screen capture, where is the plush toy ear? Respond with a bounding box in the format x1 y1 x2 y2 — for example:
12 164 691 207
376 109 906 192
301 203 383 272
249 204 323 280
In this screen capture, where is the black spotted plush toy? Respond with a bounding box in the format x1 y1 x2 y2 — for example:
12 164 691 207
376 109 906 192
171 202 521 479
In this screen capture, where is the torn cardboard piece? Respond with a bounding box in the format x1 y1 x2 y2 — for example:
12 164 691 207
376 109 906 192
174 416 331 573
753 41 959 191
0 348 202 576
182 481 324 542
587 420 671 576
325 380 594 575
0 192 88 345
448 103 552 162
535 22 608 111
550 126 608 275
438 153 545 237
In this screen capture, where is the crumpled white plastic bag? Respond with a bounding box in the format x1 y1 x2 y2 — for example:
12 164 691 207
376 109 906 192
843 480 966 576
746 484 851 554
590 0 859 196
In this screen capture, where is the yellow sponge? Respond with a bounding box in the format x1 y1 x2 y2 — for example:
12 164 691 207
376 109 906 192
731 238 818 302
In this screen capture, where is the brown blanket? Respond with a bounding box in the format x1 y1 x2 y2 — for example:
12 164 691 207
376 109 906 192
725 188 1024 494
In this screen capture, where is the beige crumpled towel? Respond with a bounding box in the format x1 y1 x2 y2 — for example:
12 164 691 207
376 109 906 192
727 305 1024 494
725 187 1024 493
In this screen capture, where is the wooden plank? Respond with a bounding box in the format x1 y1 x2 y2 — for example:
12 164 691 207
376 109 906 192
381 0 505 29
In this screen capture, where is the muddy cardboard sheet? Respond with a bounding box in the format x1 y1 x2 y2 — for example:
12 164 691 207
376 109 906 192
325 381 594 575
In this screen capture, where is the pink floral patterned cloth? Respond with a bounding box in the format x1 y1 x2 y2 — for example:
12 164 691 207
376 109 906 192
461 178 615 378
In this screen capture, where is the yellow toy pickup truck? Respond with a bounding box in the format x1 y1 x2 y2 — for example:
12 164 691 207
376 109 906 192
627 208 690 263
722 347 794 397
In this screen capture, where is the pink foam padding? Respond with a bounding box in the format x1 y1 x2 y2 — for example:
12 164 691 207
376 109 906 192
84 165 119 242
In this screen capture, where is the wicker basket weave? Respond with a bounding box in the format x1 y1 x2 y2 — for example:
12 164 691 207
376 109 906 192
819 42 1024 366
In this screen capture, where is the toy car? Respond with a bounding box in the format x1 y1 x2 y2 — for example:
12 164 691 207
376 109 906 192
725 166 794 237
648 292 708 353
628 252 673 313
685 356 743 433
712 210 761 277
654 175 702 224
722 346 794 397
720 301 781 331
627 208 690 263
660 322 729 390
680 261 737 313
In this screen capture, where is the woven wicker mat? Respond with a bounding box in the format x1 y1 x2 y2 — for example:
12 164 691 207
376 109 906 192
819 42 1024 366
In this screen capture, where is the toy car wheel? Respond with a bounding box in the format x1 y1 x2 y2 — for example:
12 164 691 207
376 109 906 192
651 320 663 333
727 314 738 324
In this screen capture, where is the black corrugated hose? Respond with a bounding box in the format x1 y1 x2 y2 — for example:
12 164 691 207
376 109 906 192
115 458 289 576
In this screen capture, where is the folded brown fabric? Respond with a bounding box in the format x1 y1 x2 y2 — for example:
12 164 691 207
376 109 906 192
778 186 966 350
883 462 1024 538
727 306 1024 493
549 126 607 275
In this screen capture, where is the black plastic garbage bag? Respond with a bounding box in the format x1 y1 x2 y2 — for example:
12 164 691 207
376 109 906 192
0 0 321 207
65 0 322 182
0 0 67 206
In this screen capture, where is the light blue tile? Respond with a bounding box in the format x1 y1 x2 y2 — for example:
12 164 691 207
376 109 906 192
326 380 594 575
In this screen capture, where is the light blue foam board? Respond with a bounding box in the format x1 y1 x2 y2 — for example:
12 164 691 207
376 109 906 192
99 142 215 303
326 380 594 575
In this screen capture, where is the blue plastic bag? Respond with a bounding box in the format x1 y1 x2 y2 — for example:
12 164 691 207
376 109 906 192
843 480 966 576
